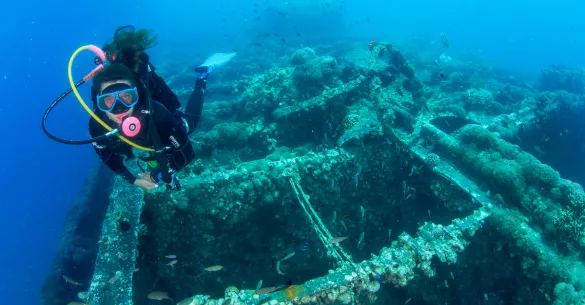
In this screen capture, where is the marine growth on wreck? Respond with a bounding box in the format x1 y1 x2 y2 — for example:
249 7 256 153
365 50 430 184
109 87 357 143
41 38 585 305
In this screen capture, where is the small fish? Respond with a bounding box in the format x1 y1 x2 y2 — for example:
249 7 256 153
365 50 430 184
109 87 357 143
329 236 349 244
108 274 119 284
62 275 82 286
255 17 261 21
256 33 271 38
255 286 276 295
165 255 177 259
300 239 310 252
232 48 239 53
281 252 295 261
251 42 263 47
357 232 365 249
256 280 264 291
339 220 348 232
204 265 223 272
278 12 287 17
167 260 178 266
296 32 301 37
147 291 171 300
255 285 285 295
276 260 284 275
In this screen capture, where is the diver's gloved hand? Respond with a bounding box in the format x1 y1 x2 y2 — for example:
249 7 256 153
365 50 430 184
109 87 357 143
135 172 159 191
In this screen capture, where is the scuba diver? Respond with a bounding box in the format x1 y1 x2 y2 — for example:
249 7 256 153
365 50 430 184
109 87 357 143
89 26 204 191
89 63 194 191
42 25 236 191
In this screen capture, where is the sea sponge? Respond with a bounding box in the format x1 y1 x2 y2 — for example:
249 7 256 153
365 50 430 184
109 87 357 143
464 89 494 110
291 52 340 99
291 47 317 66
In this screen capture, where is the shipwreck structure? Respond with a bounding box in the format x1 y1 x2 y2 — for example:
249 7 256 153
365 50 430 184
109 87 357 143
41 42 585 305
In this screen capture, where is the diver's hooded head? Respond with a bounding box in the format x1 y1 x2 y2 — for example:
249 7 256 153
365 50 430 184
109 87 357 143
102 27 158 79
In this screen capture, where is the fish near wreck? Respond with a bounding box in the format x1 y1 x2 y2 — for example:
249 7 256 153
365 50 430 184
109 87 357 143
147 291 172 301
329 236 349 244
204 265 224 271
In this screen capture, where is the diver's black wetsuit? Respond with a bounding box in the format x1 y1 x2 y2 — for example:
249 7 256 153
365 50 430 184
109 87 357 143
88 65 205 185
89 100 196 185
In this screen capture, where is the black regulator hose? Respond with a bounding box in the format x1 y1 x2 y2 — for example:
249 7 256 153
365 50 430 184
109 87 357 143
42 79 118 145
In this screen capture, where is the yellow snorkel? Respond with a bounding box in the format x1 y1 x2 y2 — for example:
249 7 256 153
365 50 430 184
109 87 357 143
66 45 154 152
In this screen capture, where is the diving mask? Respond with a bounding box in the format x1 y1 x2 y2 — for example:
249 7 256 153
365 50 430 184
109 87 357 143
96 83 139 113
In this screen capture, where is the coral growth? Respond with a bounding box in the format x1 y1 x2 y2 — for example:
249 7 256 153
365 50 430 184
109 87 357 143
291 48 341 99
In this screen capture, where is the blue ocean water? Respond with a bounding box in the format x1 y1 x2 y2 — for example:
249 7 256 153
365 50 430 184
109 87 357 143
1 0 584 304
